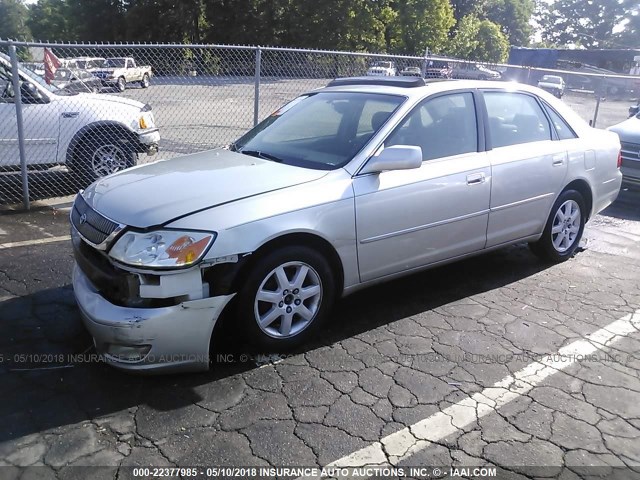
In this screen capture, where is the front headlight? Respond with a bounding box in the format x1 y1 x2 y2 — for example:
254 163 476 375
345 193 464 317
109 230 216 269
138 111 155 130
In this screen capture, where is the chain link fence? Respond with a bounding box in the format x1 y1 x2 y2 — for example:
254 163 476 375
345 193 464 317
1 40 639 208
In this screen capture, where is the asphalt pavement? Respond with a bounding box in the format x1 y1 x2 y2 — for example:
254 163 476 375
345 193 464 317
0 186 639 479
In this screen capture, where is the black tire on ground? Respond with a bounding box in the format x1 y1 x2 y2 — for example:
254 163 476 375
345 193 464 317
140 73 150 88
529 189 586 263
69 134 137 183
235 246 336 351
116 77 126 92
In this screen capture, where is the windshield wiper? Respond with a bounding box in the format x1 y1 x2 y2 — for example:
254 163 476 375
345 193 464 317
239 149 284 162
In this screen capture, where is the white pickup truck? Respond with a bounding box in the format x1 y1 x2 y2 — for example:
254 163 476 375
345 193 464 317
0 53 160 182
93 57 153 92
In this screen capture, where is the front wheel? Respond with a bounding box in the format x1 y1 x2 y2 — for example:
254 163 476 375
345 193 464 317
71 135 137 183
140 73 150 88
529 189 586 262
236 246 335 351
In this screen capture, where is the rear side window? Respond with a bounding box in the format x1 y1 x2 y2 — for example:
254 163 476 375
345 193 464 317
543 103 578 140
484 91 552 148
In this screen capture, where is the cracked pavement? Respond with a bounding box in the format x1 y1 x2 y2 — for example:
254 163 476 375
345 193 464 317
0 188 639 479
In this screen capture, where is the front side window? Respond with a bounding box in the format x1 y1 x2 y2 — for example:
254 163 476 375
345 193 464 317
0 63 14 103
484 91 552 148
385 92 478 161
233 92 405 170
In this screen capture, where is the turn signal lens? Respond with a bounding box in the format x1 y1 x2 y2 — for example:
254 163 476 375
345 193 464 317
139 116 148 129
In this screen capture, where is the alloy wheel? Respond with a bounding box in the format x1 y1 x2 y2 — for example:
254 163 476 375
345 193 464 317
253 261 322 338
91 144 129 177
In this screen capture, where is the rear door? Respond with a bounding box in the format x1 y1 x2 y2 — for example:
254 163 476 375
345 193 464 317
481 90 568 247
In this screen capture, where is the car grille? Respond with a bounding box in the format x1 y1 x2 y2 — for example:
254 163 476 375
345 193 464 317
71 194 119 246
621 142 640 165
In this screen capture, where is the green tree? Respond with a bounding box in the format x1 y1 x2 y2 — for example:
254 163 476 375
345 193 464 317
450 0 487 23
536 0 627 48
27 0 73 41
0 0 31 41
387 0 455 54
485 0 533 46
125 0 205 43
447 14 480 58
474 19 509 61
447 14 508 62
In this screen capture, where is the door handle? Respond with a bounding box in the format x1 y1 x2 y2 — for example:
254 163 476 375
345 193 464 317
466 172 486 185
552 155 565 166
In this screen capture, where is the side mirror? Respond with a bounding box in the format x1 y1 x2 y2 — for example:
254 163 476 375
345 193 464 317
360 145 422 174
20 82 46 104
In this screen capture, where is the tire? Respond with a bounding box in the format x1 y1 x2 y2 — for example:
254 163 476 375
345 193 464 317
235 246 336 351
140 73 150 88
116 77 126 92
529 189 586 262
71 134 137 182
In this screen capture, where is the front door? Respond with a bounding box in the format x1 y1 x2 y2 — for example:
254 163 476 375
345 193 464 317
354 91 491 282
0 62 59 168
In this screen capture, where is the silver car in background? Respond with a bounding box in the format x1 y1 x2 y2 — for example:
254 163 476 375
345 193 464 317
608 113 640 186
71 77 622 373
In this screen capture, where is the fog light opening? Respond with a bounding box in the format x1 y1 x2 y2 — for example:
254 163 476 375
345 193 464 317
104 344 152 362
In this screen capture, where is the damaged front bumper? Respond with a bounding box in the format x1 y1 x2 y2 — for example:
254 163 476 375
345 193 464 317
73 264 234 373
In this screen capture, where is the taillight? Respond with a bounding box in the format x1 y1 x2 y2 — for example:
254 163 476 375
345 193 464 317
617 150 622 169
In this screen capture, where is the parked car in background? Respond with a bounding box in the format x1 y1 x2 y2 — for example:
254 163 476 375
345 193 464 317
608 114 640 185
452 63 501 80
70 76 621 373
93 57 153 92
66 57 106 73
424 59 452 78
537 75 565 98
400 66 422 77
0 53 160 182
50 68 103 94
366 61 397 77
21 62 45 78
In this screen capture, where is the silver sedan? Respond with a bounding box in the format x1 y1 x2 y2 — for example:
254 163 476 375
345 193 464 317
70 77 622 373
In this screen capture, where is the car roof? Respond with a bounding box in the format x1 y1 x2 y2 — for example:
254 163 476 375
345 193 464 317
319 78 543 99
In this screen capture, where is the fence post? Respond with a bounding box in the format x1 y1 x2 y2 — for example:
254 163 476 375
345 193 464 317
9 44 30 210
253 46 261 126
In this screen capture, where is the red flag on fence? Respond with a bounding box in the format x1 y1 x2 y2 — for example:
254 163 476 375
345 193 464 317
43 48 61 85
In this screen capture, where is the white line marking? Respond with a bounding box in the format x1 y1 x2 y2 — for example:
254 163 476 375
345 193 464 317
0 235 71 250
299 311 640 478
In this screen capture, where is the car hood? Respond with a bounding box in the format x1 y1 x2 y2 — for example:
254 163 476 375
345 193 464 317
608 116 640 141
82 149 330 228
57 91 144 109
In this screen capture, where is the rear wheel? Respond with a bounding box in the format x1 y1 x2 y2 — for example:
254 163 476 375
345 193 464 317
529 189 586 262
236 246 335 351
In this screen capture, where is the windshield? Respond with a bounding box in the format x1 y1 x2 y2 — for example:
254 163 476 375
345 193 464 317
0 53 64 95
232 92 405 170
372 62 393 69
105 58 126 68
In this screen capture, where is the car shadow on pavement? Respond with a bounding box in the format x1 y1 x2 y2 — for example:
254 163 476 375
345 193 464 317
599 186 640 222
0 170 86 205
0 242 554 444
